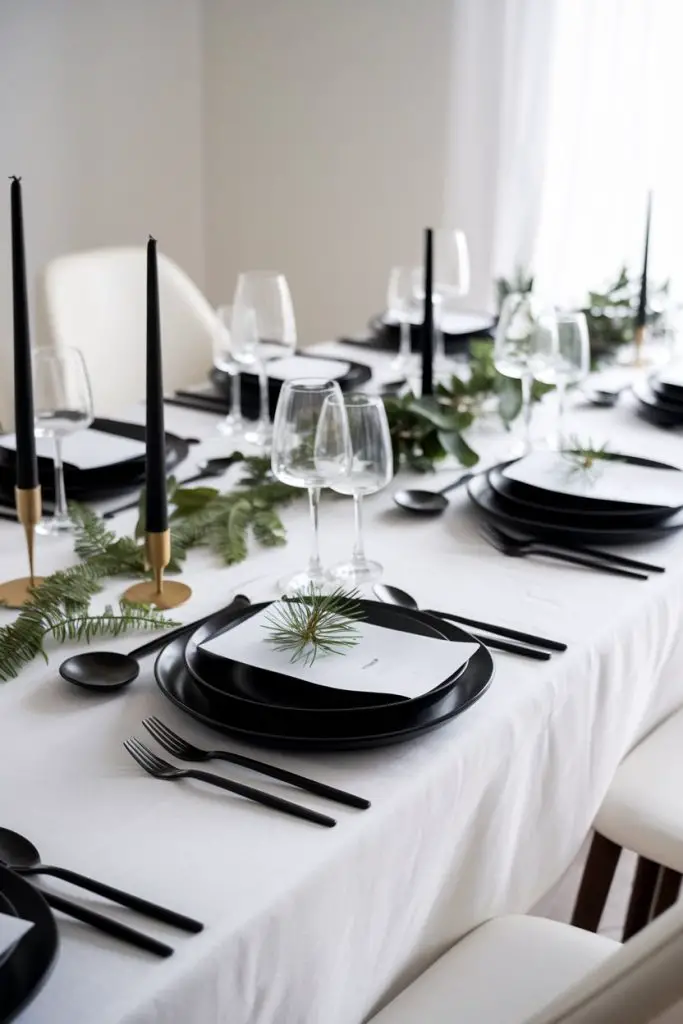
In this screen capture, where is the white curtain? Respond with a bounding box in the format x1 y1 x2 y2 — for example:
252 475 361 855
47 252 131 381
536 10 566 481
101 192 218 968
447 0 683 309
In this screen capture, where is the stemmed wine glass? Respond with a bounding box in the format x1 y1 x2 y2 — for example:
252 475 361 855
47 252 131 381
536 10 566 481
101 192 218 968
233 271 297 449
494 293 558 455
271 379 350 594
533 311 590 448
321 395 394 585
33 346 94 534
386 267 419 373
212 304 244 438
413 229 470 372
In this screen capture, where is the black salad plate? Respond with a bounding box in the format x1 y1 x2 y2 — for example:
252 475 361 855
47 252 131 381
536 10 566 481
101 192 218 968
468 471 683 547
496 452 677 513
487 465 681 528
155 610 493 750
355 310 495 355
0 865 59 1024
650 373 683 405
632 381 683 427
0 418 189 503
185 600 468 718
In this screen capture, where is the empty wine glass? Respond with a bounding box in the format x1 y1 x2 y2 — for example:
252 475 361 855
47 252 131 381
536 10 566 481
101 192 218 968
413 229 470 372
212 305 244 438
533 311 590 448
271 379 350 594
494 293 558 455
33 346 94 534
322 395 393 585
386 267 419 373
233 272 297 449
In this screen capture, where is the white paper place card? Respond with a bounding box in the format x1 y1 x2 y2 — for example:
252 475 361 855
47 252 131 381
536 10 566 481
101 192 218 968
200 605 478 700
0 429 146 471
657 365 683 388
266 356 350 381
503 451 683 508
0 912 33 958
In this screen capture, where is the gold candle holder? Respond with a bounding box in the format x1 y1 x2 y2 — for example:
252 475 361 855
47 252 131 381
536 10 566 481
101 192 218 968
0 485 45 607
122 529 192 609
633 323 646 367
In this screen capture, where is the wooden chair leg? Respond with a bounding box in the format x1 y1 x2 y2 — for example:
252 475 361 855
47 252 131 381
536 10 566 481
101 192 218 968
571 832 622 932
623 856 660 940
649 867 682 921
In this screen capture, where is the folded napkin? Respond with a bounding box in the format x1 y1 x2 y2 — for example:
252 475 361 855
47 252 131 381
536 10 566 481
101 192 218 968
0 429 146 471
0 911 33 959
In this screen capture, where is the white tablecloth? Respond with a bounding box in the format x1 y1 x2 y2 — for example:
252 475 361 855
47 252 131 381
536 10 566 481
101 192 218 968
3 347 683 1024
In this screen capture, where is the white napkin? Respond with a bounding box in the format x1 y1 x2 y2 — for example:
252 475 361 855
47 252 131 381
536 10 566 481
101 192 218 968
0 429 146 471
0 911 33 958
200 605 478 699
266 356 350 381
503 451 683 508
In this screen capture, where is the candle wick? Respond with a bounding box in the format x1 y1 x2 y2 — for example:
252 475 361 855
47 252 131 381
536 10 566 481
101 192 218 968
9 175 21 183
148 233 156 243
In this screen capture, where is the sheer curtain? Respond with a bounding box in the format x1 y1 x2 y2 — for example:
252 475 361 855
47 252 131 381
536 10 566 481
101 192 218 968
447 0 683 309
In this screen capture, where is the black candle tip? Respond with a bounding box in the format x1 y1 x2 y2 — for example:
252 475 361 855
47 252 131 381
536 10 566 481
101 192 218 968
9 175 21 183
148 234 156 244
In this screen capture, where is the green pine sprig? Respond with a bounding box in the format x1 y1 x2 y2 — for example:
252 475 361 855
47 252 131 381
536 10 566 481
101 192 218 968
263 586 364 666
562 438 613 475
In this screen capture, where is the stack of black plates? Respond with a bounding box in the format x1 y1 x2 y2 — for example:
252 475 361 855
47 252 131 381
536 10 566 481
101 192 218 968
468 454 683 546
0 866 58 1023
155 599 494 751
0 418 189 506
633 372 683 428
341 309 495 357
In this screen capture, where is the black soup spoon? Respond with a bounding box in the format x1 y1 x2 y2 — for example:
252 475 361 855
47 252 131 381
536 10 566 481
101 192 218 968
0 828 202 933
393 472 474 514
59 595 251 691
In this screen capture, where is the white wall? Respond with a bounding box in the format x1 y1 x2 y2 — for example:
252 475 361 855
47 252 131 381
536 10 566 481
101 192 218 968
203 0 455 345
0 0 204 426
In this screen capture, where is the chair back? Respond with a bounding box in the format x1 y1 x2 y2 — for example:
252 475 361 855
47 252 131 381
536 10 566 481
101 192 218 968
42 247 218 414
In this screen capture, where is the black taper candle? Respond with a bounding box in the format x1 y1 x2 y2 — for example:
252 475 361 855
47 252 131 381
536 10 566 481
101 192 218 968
145 236 168 533
636 190 652 329
9 177 38 490
421 227 434 397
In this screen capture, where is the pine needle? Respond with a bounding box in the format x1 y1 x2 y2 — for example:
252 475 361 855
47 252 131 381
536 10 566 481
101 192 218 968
263 586 364 666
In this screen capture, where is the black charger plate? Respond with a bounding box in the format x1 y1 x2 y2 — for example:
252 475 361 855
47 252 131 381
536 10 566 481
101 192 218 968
355 311 494 356
0 866 58 1024
632 381 683 428
155 613 493 750
487 465 681 529
0 418 189 503
650 373 683 404
468 472 683 547
185 601 468 721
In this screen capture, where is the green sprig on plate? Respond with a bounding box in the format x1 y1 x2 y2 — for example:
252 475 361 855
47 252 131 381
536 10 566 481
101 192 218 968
263 586 364 667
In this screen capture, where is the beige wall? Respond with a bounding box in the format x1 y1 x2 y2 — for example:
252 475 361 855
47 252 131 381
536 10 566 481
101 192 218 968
202 0 455 345
0 0 204 427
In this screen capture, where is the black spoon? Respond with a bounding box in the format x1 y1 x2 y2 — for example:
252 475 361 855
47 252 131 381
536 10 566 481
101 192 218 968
59 594 250 691
0 828 202 934
103 454 243 519
393 471 474 514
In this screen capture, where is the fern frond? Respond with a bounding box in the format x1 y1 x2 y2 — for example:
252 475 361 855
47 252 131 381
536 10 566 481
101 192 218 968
252 508 286 548
207 499 251 564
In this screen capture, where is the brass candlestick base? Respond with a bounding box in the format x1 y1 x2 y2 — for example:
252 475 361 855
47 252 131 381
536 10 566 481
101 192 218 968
122 528 192 610
0 486 44 608
633 324 648 367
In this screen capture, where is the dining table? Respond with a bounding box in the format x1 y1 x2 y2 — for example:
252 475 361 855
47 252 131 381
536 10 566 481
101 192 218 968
2 341 683 1024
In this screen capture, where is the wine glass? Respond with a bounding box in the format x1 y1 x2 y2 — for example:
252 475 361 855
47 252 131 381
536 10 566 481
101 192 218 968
413 229 470 372
533 311 590 448
33 346 94 534
212 305 244 438
233 272 297 449
322 395 393 585
386 267 419 373
271 379 350 594
494 293 558 455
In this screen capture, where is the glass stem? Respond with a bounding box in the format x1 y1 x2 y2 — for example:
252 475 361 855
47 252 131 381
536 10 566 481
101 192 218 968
307 486 323 579
399 319 411 364
231 370 242 423
53 436 69 522
556 379 566 447
352 493 366 566
258 364 269 428
521 373 533 447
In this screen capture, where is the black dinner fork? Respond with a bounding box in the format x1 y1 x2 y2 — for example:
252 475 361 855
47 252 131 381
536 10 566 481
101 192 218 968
480 521 649 580
123 738 337 828
142 717 370 810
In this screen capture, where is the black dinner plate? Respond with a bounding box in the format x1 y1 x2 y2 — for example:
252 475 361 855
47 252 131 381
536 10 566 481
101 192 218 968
0 418 189 503
468 471 683 547
357 311 495 356
650 373 683 404
632 381 683 427
0 866 59 1024
487 465 681 528
186 600 468 715
155 613 494 750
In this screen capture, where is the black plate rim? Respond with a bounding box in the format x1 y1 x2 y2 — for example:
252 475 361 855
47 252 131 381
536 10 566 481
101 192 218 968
0 865 59 1024
185 599 468 714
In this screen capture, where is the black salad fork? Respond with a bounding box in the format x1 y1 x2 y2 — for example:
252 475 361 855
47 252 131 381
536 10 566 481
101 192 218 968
142 717 370 810
123 738 337 828
480 521 649 580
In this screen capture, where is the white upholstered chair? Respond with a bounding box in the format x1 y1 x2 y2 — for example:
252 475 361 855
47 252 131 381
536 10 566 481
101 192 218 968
41 247 219 415
367 900 683 1024
572 707 683 939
